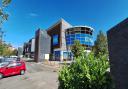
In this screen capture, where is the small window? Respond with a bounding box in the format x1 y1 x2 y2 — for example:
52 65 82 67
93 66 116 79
81 31 85 33
16 62 22 66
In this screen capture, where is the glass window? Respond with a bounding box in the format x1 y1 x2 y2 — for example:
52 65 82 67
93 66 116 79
7 63 17 67
85 37 90 42
81 34 86 37
66 40 70 43
70 34 75 38
86 28 90 31
71 38 75 41
75 38 81 41
80 41 85 44
81 37 85 41
75 31 81 33
66 35 70 38
81 31 85 33
88 42 92 46
75 33 81 37
16 62 22 66
66 37 70 41
71 31 75 34
53 35 59 45
85 42 88 45
75 36 80 38
70 41 74 45
66 41 70 44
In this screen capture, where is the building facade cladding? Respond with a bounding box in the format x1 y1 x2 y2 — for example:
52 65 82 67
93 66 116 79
65 26 94 48
107 18 128 89
34 29 51 62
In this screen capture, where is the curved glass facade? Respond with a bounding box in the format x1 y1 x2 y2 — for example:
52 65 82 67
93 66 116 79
66 26 93 46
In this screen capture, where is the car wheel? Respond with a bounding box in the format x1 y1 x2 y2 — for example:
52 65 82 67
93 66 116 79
20 70 25 75
0 73 3 79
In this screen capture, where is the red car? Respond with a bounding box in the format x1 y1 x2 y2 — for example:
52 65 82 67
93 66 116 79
0 60 26 79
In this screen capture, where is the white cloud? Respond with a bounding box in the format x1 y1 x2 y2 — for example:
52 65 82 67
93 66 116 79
28 13 38 17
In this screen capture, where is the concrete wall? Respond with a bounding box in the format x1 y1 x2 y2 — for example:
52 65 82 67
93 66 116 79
107 18 128 89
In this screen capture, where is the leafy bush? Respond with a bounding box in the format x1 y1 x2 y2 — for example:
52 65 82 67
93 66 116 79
71 40 85 58
58 53 115 89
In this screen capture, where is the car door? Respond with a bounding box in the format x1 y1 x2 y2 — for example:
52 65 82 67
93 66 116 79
14 62 22 74
4 62 17 76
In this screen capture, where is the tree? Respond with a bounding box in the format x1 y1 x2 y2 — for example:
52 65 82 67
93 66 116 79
0 42 16 56
0 0 11 27
0 0 11 55
93 30 108 57
11 49 17 55
0 42 4 55
71 40 85 58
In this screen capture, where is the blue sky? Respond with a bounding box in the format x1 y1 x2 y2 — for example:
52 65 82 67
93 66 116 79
2 0 128 48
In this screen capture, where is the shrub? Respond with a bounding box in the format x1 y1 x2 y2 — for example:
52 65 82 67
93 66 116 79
71 40 85 58
58 53 115 89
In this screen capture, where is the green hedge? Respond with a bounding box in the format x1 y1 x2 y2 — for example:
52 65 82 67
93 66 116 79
58 53 115 89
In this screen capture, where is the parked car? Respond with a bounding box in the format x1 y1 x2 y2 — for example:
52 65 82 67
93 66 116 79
0 60 26 79
10 55 18 58
5 57 18 62
0 56 3 59
0 58 4 63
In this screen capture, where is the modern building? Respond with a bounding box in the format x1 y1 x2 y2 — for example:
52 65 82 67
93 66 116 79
34 18 94 62
47 19 72 61
23 38 35 58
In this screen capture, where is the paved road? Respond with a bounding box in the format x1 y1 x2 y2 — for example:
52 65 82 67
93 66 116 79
0 61 58 89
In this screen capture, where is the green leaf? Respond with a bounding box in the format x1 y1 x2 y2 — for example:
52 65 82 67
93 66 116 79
2 0 11 7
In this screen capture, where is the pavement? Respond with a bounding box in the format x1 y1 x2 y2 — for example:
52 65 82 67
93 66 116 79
0 60 58 89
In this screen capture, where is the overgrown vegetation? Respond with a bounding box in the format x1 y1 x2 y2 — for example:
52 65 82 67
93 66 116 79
93 30 108 57
58 40 114 89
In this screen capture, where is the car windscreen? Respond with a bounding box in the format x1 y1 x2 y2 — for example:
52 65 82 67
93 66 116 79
0 62 9 68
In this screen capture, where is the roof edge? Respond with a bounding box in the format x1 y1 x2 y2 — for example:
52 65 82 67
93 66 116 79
46 18 72 31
